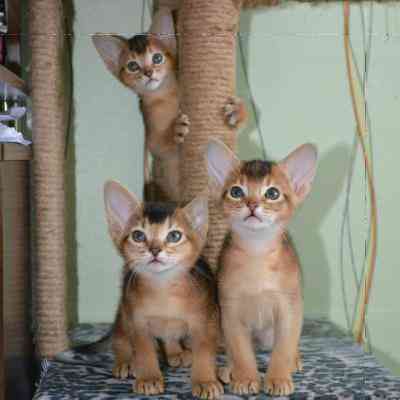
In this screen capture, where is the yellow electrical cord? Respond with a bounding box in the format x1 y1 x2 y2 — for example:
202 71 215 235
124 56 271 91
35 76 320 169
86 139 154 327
343 1 378 346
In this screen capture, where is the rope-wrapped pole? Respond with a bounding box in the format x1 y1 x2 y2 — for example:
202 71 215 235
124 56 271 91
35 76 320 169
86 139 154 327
179 0 242 270
29 0 68 357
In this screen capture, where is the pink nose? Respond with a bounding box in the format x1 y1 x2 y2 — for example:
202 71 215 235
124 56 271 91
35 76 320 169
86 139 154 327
150 247 161 256
247 201 258 212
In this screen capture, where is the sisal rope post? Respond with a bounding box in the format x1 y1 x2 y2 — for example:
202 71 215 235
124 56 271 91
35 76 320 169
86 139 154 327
179 0 242 270
29 0 69 357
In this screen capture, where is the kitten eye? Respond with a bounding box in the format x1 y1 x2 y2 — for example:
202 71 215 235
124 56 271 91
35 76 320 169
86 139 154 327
152 53 164 64
230 186 245 199
166 230 182 243
131 230 146 242
265 187 280 201
126 60 140 72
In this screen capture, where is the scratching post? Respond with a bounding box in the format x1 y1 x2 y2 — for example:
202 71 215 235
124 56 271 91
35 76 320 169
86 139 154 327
29 0 68 357
179 0 242 270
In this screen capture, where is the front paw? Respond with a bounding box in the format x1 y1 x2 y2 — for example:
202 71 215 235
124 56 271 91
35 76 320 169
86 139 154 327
230 376 260 395
134 375 164 395
264 375 294 396
223 96 247 129
167 349 192 368
174 111 190 144
192 380 223 399
112 360 135 379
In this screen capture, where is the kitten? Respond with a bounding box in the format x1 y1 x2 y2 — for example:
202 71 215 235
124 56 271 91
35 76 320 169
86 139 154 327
205 139 317 396
93 9 246 202
104 180 223 399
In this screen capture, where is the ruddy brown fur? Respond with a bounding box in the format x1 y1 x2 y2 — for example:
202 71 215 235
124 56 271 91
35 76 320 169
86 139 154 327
206 139 317 396
104 180 223 399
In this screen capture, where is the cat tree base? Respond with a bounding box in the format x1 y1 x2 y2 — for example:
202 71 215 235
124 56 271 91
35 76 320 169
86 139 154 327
33 318 400 399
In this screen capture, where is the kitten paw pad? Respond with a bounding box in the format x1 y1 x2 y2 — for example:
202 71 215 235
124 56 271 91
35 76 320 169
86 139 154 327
134 376 164 395
223 97 247 128
264 376 294 396
168 349 192 368
192 380 224 399
112 361 135 379
230 378 260 395
174 112 190 143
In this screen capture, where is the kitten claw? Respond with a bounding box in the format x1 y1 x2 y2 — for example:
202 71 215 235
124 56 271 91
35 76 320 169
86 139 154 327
264 376 294 396
223 96 247 129
112 361 135 379
230 377 260 395
174 111 190 144
167 349 192 368
134 376 164 395
192 380 224 399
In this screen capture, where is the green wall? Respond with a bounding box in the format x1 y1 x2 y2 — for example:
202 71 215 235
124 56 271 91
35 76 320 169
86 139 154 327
72 1 400 375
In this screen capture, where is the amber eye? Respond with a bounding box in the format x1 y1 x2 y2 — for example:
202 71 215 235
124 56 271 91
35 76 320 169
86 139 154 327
265 187 280 201
152 53 163 64
126 60 140 72
230 186 245 199
131 230 146 242
166 230 182 243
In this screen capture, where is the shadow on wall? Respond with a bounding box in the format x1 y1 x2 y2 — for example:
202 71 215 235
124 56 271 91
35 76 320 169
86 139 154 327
64 0 79 328
292 144 351 317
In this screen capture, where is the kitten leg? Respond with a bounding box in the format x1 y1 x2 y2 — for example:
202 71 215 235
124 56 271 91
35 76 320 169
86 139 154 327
174 111 190 144
112 315 135 379
223 96 247 129
164 339 192 368
133 330 164 395
264 299 302 396
190 318 223 399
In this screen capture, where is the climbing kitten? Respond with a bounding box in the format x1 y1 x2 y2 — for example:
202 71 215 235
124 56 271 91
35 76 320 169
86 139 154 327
206 139 317 396
104 180 223 399
93 9 245 201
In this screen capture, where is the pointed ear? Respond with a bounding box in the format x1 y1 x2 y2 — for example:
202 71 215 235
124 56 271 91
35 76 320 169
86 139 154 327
149 7 177 56
183 194 209 244
206 138 240 190
104 180 141 246
92 34 127 78
279 143 318 202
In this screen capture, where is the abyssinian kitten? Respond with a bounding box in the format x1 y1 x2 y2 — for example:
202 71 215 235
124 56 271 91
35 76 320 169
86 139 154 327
93 8 246 201
205 139 317 396
104 180 223 399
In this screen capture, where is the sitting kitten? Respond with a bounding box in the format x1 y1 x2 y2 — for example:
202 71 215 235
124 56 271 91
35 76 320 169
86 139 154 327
104 180 223 399
205 139 317 396
93 9 245 201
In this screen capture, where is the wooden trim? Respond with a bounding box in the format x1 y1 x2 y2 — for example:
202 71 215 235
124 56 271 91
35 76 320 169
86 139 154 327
0 144 32 161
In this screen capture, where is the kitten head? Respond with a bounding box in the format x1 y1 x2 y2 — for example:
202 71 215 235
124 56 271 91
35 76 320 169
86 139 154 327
206 139 317 234
92 8 176 95
104 181 208 278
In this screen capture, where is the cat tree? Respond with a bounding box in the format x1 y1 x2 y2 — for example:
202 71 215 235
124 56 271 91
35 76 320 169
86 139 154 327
29 0 377 363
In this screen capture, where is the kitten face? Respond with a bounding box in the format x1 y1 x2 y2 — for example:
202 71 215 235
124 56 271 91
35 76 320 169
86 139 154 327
206 139 318 235
119 36 175 94
104 181 208 280
222 161 296 232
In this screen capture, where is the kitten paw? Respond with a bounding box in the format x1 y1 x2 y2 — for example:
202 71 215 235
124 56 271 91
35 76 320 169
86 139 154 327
112 361 135 379
230 377 260 395
217 366 231 384
223 96 247 129
264 376 294 396
174 111 190 144
294 351 303 372
192 380 224 399
167 349 192 368
134 376 164 395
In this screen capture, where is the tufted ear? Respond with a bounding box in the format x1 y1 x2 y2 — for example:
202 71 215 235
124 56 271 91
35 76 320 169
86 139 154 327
206 138 240 190
279 143 318 203
104 180 141 246
149 7 177 56
92 34 127 78
183 194 209 244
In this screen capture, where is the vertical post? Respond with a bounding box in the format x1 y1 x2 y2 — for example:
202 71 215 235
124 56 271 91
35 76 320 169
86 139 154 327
179 0 242 270
29 0 68 357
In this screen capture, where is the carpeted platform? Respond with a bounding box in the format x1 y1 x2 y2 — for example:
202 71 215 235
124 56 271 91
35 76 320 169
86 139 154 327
33 319 400 399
